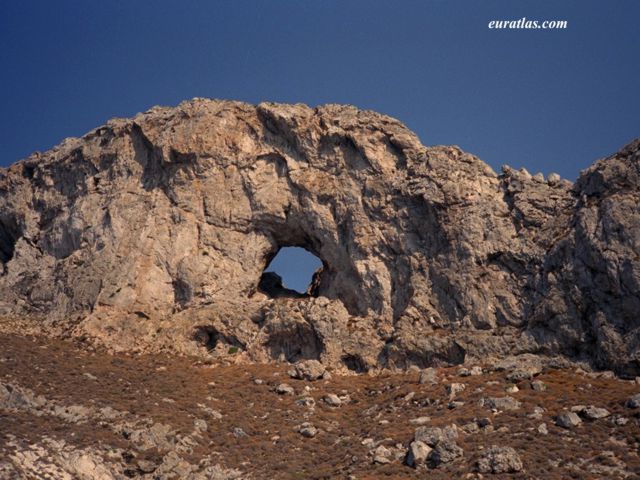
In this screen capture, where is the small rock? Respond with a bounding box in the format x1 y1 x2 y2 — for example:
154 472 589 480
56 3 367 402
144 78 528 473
82 372 97 381
470 366 483 376
519 167 531 179
288 360 326 381
530 380 547 391
625 393 640 409
275 383 294 395
295 396 316 408
298 423 317 438
194 419 208 432
429 440 463 466
405 441 431 468
462 422 479 434
448 400 465 409
477 417 492 428
409 416 431 426
403 391 416 402
372 445 393 464
505 384 519 393
232 427 248 438
253 378 264 385
323 394 342 407
615 416 629 426
477 446 524 474
580 406 610 420
494 355 542 379
481 396 521 411
414 425 458 447
446 383 466 399
537 423 548 435
361 438 375 448
547 172 561 185
419 368 438 385
556 411 582 429
527 406 545 420
458 367 470 377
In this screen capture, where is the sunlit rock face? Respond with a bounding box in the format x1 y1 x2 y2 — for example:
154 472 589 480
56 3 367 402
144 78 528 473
0 98 637 374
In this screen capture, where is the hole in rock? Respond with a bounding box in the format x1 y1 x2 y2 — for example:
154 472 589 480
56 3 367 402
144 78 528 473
0 218 20 266
342 354 369 373
259 247 323 298
193 326 242 352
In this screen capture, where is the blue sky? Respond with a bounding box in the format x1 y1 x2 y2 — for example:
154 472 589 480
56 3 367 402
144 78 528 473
1 1 638 290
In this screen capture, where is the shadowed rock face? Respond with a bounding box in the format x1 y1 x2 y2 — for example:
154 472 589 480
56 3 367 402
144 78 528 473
0 98 637 374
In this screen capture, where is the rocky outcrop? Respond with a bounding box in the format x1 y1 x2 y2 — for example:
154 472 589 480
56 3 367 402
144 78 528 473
0 98 638 374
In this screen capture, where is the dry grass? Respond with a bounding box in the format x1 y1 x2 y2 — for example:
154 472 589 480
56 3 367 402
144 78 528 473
1 333 639 479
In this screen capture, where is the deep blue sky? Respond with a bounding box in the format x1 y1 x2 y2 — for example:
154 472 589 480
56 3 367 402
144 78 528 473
267 247 322 292
1 1 638 290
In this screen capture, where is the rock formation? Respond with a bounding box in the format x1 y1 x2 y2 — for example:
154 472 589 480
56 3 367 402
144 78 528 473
0 98 638 375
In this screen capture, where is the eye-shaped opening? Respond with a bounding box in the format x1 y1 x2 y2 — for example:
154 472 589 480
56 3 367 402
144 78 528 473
258 246 323 299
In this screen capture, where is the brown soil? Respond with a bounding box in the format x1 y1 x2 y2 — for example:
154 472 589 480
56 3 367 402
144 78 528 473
1 333 639 479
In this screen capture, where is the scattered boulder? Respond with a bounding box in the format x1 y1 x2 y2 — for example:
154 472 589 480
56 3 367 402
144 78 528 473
323 394 342 407
429 440 464 467
295 396 316 408
409 416 431 426
372 445 393 464
579 406 611 420
288 360 326 381
531 380 547 391
414 425 458 447
481 396 521 411
527 406 545 420
494 355 543 381
477 446 524 474
232 427 247 438
556 411 582 429
405 440 431 468
275 384 294 395
505 384 519 393
297 423 318 438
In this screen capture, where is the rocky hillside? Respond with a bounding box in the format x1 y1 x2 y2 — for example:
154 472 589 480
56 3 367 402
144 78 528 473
2 333 640 479
0 99 638 375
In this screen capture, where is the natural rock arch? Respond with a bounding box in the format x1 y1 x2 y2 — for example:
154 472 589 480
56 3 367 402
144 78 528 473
0 98 638 374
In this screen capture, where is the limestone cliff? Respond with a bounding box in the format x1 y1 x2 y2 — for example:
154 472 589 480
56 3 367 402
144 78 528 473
0 99 637 374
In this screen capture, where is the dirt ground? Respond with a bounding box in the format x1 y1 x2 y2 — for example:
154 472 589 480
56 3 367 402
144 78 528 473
1 333 639 479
